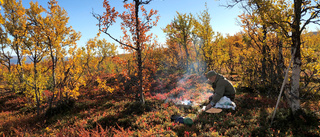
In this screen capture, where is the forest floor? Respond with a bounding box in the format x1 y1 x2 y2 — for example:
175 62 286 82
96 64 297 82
0 74 320 136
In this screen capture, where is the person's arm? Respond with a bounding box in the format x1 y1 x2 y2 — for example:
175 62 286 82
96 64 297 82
210 82 225 104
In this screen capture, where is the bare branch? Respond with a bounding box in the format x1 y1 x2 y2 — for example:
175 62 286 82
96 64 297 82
223 0 248 8
300 10 320 32
92 11 138 50
301 4 320 14
103 29 137 50
139 0 152 5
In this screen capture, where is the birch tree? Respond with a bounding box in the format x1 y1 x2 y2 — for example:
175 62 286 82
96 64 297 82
42 0 81 108
93 0 159 104
163 12 193 72
2 0 27 93
230 0 320 113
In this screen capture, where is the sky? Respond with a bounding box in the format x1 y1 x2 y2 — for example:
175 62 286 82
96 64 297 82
20 0 319 53
19 0 244 52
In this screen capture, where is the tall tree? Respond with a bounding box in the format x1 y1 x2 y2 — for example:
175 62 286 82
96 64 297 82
23 1 48 115
163 12 193 72
193 3 214 73
2 0 27 93
93 0 159 104
0 0 10 71
262 0 319 113
231 0 320 113
42 0 80 108
0 24 12 72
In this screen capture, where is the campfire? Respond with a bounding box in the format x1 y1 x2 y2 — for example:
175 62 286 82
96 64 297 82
153 74 221 109
175 99 194 109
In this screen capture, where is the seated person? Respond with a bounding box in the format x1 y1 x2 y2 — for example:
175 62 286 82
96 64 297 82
205 70 236 110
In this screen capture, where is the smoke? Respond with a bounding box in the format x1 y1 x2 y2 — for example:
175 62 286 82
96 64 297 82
163 68 213 107
152 60 213 107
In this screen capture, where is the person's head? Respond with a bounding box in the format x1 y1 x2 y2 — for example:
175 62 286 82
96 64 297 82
206 70 217 83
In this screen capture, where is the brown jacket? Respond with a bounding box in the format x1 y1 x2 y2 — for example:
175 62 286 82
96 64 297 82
210 74 236 104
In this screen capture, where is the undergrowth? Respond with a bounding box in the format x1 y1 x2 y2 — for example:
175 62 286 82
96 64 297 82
0 74 319 136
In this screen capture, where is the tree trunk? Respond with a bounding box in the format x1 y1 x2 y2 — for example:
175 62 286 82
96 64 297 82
261 25 267 82
33 56 41 116
137 49 145 104
48 49 57 110
277 39 284 79
183 43 189 72
288 0 302 113
13 44 24 94
289 40 301 113
135 0 145 105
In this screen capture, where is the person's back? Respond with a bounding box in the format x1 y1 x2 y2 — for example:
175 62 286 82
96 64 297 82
211 74 236 102
206 70 236 110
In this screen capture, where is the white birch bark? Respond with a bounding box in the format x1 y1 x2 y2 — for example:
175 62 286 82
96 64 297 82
290 56 301 112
